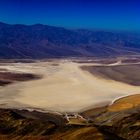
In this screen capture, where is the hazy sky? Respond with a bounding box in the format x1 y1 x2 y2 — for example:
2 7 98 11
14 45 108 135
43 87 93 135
0 0 140 31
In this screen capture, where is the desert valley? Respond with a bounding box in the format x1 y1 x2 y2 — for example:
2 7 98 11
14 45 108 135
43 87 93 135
0 57 140 139
1 57 140 112
0 15 140 139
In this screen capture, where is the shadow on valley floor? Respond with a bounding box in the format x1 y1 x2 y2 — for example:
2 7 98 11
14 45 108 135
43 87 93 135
81 64 140 86
0 72 42 86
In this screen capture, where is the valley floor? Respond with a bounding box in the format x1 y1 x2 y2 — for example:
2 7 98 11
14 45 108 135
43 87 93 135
0 58 140 113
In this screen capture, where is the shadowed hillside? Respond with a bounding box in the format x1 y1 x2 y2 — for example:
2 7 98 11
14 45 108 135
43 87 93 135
0 22 140 58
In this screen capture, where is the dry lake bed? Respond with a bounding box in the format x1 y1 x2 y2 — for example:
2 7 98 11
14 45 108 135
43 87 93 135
0 58 140 113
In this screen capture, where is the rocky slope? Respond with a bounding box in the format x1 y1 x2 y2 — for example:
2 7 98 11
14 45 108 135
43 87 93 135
82 94 140 140
0 108 122 140
0 94 140 140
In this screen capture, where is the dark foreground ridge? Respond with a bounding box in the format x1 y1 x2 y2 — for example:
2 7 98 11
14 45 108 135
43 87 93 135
0 94 140 140
0 22 140 58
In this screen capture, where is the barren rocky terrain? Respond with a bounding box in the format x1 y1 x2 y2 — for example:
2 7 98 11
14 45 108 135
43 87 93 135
0 94 140 140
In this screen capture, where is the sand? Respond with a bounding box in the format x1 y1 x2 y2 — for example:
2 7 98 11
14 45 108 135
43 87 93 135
1 60 140 112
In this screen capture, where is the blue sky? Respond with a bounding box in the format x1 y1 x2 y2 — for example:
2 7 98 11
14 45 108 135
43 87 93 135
0 0 140 31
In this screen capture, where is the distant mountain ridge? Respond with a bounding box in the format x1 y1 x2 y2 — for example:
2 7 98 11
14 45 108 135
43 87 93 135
0 22 140 58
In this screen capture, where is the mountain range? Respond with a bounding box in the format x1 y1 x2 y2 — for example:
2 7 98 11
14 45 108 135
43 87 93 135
0 22 140 58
